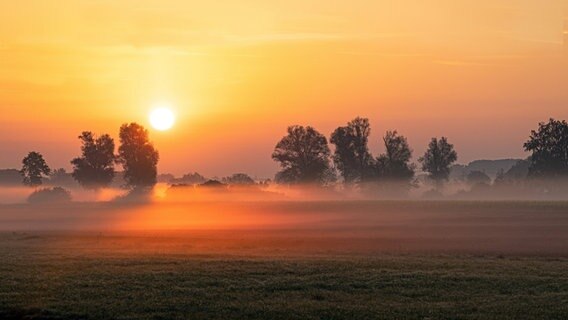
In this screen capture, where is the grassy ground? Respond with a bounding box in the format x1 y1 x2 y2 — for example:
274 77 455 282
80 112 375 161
1 201 568 319
1 234 568 319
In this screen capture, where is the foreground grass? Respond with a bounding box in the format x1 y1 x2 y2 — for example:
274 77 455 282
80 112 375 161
1 243 567 320
1 200 568 319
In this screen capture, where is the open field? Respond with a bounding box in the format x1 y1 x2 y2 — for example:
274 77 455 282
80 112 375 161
1 201 568 319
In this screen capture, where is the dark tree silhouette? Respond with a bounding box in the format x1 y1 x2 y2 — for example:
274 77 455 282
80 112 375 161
330 117 374 183
71 132 116 190
171 172 207 185
524 119 568 177
20 151 51 187
116 123 159 188
222 173 255 185
272 125 333 184
375 131 415 182
419 137 458 188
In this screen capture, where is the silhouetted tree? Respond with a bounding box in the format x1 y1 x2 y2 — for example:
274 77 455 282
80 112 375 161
330 117 374 183
20 152 50 187
116 123 159 188
524 119 568 178
222 173 255 185
71 132 116 190
272 125 333 184
419 137 458 189
466 170 491 186
375 131 415 180
171 172 207 185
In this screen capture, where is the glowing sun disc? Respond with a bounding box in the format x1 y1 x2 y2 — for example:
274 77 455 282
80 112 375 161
149 107 175 131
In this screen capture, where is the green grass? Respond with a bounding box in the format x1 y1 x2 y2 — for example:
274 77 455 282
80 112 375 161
1 246 568 319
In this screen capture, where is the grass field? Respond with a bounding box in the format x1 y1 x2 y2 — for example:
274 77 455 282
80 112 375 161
1 201 568 319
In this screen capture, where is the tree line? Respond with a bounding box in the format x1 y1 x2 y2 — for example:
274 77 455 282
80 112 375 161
272 117 458 193
271 117 568 192
19 123 159 190
15 117 568 196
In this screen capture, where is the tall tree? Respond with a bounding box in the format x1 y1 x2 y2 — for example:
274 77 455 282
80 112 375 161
117 123 159 188
330 117 374 183
419 137 458 188
20 151 51 187
524 118 568 178
272 125 333 184
71 131 116 189
375 131 415 182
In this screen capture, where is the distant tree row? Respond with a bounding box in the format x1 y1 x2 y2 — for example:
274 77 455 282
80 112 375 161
271 117 458 192
19 123 159 190
15 117 568 197
271 117 568 193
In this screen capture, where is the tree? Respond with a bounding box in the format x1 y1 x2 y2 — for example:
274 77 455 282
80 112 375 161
116 123 159 188
272 125 333 184
71 132 116 189
171 172 207 185
524 119 568 178
375 131 415 182
330 117 374 183
419 137 458 188
222 173 255 185
20 152 51 187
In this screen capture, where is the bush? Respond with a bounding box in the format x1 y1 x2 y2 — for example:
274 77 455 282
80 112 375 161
28 187 72 204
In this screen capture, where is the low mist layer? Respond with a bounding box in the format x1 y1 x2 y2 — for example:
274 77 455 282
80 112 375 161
1 200 568 256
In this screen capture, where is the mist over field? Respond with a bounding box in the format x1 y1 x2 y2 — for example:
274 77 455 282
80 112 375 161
2 180 568 259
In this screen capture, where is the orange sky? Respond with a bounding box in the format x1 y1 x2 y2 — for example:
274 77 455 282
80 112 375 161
1 0 568 177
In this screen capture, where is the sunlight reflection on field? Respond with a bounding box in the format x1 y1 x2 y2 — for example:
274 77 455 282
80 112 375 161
112 202 329 231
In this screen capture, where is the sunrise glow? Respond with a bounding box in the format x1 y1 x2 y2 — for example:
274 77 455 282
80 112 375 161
149 107 175 131
2 2 568 319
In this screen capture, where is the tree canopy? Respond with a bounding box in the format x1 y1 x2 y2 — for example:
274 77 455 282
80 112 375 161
71 131 116 189
222 173 255 186
524 118 568 178
375 131 415 182
20 151 51 187
330 117 374 183
419 137 458 188
117 123 159 188
272 125 333 184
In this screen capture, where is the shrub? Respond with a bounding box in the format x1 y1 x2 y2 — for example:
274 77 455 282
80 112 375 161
28 187 72 204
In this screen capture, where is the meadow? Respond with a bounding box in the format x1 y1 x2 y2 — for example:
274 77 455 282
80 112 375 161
1 201 568 319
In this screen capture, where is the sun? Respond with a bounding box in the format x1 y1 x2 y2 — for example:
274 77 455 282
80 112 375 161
149 107 175 131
